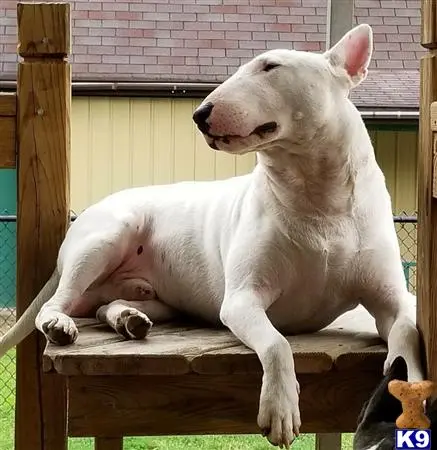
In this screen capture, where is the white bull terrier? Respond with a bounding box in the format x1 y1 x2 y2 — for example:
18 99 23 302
0 24 423 448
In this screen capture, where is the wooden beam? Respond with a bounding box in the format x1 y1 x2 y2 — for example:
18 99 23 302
421 0 437 49
17 3 70 58
67 370 383 437
0 117 16 168
325 0 354 49
417 3 437 384
0 93 16 116
95 438 123 450
15 3 71 450
430 102 437 197
316 433 342 450
0 93 16 168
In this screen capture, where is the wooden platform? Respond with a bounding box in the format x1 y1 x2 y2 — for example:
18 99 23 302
42 306 388 436
43 305 386 376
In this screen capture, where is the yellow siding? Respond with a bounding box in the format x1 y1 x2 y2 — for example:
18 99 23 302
71 97 418 216
370 128 418 215
368 127 418 291
71 97 256 213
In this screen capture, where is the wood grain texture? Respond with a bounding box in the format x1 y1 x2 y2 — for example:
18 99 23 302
40 373 68 450
431 102 437 131
0 116 16 168
0 93 16 168
15 4 71 450
43 306 386 376
0 92 17 116
431 102 437 198
67 368 383 437
316 433 342 450
95 437 123 450
417 54 437 382
433 132 437 198
15 65 71 300
430 102 437 198
421 0 437 48
17 2 70 57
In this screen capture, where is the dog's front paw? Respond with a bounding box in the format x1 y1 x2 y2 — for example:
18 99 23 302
41 312 78 346
115 308 153 340
258 376 301 449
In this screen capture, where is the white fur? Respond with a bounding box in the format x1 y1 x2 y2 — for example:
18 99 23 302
364 442 384 450
0 24 423 449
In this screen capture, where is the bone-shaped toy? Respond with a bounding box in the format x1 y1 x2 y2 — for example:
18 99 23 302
388 379 437 429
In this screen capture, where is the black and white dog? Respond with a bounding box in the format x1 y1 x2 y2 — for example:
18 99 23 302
354 356 437 450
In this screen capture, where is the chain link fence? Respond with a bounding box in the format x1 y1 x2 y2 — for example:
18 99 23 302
0 213 17 446
0 213 418 429
394 214 418 294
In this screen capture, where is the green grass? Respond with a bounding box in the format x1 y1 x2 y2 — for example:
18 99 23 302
0 349 15 450
0 349 354 449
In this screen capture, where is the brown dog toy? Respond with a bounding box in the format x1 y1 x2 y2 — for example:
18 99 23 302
388 379 437 429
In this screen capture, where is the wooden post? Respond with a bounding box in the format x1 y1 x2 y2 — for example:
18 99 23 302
316 433 342 450
421 0 437 49
95 437 124 450
0 93 17 168
15 3 71 450
417 2 437 383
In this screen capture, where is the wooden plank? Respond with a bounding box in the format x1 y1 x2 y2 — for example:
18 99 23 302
431 103 437 198
433 132 437 199
0 93 17 168
417 54 437 382
17 2 71 57
0 93 17 116
430 102 437 131
95 437 123 450
43 306 386 376
0 116 16 168
316 433 342 450
67 368 383 437
41 373 67 450
15 3 71 450
421 0 437 49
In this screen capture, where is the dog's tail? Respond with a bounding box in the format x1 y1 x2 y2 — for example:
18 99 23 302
0 268 60 358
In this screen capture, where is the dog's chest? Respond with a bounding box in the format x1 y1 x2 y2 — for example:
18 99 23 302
266 224 361 332
290 219 359 274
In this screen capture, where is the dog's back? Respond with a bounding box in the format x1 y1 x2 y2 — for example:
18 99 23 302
354 356 437 450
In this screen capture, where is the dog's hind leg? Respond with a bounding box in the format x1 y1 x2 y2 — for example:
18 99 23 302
96 299 178 340
35 230 128 346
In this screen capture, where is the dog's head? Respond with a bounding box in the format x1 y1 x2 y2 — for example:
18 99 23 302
354 356 437 450
193 24 373 155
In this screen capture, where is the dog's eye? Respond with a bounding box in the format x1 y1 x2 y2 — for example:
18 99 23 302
263 63 280 72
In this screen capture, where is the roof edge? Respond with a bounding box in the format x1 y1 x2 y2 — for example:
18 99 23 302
0 80 419 120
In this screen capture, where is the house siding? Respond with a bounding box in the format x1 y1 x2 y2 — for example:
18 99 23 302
71 97 418 214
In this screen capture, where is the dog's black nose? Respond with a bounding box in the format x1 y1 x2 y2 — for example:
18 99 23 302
193 102 213 133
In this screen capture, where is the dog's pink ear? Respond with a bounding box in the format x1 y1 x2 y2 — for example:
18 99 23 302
325 24 373 88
